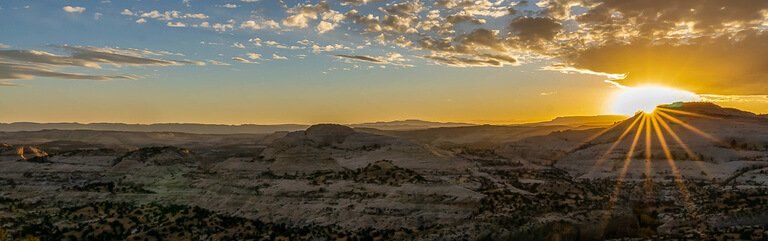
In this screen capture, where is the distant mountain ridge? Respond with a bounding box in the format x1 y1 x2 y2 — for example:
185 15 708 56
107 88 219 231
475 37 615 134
0 122 310 135
0 120 473 134
0 116 631 134
522 115 629 127
349 119 473 130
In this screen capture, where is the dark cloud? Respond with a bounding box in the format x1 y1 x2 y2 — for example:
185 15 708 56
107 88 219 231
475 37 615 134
459 28 507 51
509 17 562 42
335 54 383 63
577 0 768 35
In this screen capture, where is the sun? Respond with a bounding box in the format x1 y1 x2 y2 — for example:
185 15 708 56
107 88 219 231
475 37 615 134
608 85 701 115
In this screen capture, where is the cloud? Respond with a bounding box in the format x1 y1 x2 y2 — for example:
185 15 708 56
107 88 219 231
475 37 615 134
0 46 198 84
231 42 246 49
272 54 288 60
335 52 412 67
138 10 208 21
206 60 231 66
121 9 134 16
423 54 510 67
101 0 768 95
167 22 187 27
195 21 235 32
0 62 135 82
63 6 86 14
339 0 384 6
316 21 336 33
563 31 768 95
509 17 561 42
282 2 330 28
240 20 280 30
135 18 147 24
232 56 258 63
221 4 238 9
247 53 262 60
335 54 383 63
0 44 9 49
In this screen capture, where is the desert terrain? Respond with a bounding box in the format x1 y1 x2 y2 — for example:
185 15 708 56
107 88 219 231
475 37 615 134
0 103 766 240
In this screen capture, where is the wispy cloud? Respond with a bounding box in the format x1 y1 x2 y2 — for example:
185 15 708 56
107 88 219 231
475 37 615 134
0 46 199 84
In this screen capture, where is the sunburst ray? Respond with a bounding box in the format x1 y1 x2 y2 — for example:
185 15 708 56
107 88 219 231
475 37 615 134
599 114 646 235
586 115 643 176
650 115 699 219
657 107 719 120
653 114 712 176
656 111 722 144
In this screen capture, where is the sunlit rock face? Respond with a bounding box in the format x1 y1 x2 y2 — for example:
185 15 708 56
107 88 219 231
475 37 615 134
0 144 48 162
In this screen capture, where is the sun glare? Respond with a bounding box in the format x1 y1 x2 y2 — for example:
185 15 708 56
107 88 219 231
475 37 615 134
609 85 701 115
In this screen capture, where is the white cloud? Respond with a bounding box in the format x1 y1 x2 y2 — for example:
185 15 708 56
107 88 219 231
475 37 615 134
272 54 288 60
247 53 262 60
139 10 207 21
316 21 335 34
311 44 348 53
167 22 187 27
206 60 231 66
232 56 258 64
121 9 134 16
249 38 262 46
240 20 280 30
231 42 246 49
63 6 86 14
282 2 329 28
221 4 238 9
135 18 147 24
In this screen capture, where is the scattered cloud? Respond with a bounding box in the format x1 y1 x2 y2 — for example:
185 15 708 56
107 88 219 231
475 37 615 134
247 53 262 60
282 2 330 28
206 60 230 66
240 19 280 30
231 42 246 49
232 56 258 63
271 54 288 60
167 22 186 27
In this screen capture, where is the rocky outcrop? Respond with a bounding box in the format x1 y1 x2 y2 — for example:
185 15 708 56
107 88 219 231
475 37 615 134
305 124 355 145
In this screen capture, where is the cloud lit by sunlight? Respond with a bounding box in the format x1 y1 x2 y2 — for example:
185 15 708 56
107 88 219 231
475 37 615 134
608 85 701 115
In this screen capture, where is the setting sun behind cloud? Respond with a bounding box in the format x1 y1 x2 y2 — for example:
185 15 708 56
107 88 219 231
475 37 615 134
608 85 701 116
